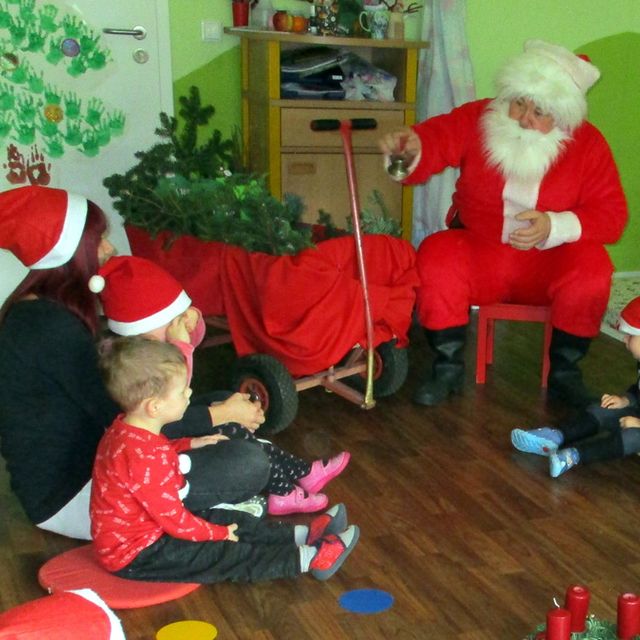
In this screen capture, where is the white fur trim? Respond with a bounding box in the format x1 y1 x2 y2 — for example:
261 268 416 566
537 211 582 249
618 317 640 336
88 274 105 293
31 192 88 269
525 40 600 94
107 290 192 336
178 453 192 474
501 175 540 243
494 40 600 132
69 589 126 640
178 479 190 501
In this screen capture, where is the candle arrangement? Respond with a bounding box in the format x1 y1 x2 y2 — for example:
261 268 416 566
526 586 640 640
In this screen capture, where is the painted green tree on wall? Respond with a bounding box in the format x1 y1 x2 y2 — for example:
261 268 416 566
0 0 125 186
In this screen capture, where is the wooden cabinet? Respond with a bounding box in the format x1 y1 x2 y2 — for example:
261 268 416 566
225 29 428 239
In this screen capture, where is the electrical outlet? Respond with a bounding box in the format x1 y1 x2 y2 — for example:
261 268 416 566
201 20 222 42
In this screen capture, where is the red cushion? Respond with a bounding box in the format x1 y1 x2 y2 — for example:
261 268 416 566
38 545 200 609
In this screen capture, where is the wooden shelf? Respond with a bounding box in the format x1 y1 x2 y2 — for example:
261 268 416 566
225 27 429 49
228 28 429 239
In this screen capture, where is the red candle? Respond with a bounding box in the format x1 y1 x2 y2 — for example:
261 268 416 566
546 608 571 640
617 593 640 639
564 584 590 633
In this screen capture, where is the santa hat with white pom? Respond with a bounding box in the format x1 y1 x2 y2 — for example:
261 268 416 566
618 296 640 336
494 39 601 132
89 255 191 336
0 588 126 639
0 186 88 269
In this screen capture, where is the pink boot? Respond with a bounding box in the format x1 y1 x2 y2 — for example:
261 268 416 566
267 486 328 516
297 452 351 494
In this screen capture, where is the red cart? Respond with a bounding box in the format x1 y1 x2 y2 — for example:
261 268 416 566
126 119 418 433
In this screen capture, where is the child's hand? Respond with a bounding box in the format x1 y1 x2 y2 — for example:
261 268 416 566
601 394 630 409
166 315 190 343
190 434 229 449
620 416 640 429
226 523 239 542
182 307 200 333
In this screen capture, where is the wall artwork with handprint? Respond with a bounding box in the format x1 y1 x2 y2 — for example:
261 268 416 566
0 0 126 186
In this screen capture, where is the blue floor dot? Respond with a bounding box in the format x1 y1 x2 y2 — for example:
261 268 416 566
339 589 394 614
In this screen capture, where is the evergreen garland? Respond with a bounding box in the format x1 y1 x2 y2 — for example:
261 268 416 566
103 86 313 256
527 615 640 639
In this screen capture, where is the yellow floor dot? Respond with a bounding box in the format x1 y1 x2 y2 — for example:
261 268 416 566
156 620 218 640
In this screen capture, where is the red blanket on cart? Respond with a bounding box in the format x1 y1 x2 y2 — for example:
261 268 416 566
126 226 418 377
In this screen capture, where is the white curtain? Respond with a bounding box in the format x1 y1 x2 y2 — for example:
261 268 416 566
411 0 476 247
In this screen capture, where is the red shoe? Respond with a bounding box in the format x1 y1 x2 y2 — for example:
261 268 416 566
310 525 360 580
306 503 348 546
267 486 328 516
297 452 351 494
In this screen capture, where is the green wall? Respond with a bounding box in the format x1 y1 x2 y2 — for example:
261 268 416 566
168 0 241 140
466 1 640 272
167 1 639 271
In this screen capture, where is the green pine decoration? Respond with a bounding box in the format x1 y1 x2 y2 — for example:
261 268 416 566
103 86 314 256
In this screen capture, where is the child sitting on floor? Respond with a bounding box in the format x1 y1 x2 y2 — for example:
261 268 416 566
88 255 350 515
511 295 640 478
91 336 359 583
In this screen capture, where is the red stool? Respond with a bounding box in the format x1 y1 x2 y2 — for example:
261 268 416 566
38 544 200 609
476 303 552 387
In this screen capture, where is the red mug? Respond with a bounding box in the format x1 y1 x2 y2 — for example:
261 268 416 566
232 1 249 27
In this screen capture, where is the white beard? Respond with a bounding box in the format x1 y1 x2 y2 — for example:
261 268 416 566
482 100 569 181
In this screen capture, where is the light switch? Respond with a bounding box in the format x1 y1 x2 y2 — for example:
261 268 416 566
201 20 222 42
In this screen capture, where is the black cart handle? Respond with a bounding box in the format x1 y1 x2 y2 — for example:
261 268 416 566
310 118 378 131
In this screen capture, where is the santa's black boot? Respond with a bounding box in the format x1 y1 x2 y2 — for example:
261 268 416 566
413 325 466 406
547 328 598 409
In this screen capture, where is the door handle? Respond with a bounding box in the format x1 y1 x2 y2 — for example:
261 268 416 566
102 26 147 40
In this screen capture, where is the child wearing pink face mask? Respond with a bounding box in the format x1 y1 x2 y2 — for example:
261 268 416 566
89 255 350 515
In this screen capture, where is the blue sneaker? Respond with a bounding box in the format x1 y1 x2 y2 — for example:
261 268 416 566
549 448 580 478
511 427 563 456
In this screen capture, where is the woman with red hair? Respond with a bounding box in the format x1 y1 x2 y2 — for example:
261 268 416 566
0 186 271 540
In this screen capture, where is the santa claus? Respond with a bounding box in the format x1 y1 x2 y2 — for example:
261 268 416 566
380 39 628 407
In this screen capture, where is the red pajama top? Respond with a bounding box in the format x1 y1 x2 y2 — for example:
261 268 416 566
90 415 229 572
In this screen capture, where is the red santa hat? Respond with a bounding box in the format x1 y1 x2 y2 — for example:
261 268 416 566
88 255 191 336
0 186 88 269
494 39 601 132
0 589 126 639
618 296 640 336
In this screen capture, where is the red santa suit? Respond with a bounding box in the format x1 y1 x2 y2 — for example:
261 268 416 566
406 98 627 337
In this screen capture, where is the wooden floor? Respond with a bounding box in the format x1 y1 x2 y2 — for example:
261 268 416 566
2 315 640 639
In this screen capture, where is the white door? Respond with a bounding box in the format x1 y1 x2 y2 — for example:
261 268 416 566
0 0 172 304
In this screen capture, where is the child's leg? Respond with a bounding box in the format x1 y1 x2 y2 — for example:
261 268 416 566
511 403 617 456
115 529 301 584
621 423 640 456
181 441 270 511
256 441 311 496
549 428 627 478
242 440 330 516
115 509 357 584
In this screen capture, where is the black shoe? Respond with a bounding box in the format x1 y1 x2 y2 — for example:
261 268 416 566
548 328 597 409
548 372 598 409
413 326 466 406
413 373 464 406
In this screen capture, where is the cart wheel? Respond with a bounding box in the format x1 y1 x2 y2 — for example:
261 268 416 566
346 339 409 398
231 354 299 434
